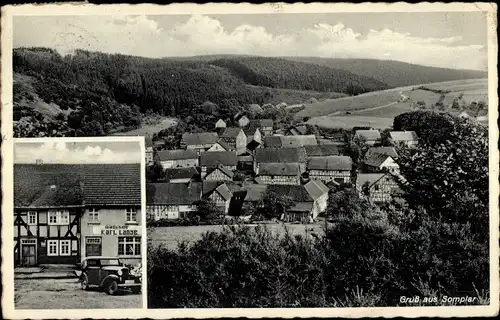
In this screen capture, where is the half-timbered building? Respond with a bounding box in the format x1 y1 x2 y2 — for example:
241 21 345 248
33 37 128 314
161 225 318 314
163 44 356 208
307 156 353 184
356 173 401 204
257 163 301 185
181 132 219 153
146 182 202 221
157 149 199 169
200 151 238 178
202 181 233 214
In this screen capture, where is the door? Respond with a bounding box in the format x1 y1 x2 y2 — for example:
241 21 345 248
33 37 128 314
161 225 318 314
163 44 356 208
21 244 36 266
85 237 102 257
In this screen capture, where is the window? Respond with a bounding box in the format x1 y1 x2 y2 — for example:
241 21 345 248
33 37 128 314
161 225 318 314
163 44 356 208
28 211 37 225
48 240 58 256
88 208 99 222
118 237 141 256
48 212 58 224
60 240 70 256
48 211 70 225
126 208 137 223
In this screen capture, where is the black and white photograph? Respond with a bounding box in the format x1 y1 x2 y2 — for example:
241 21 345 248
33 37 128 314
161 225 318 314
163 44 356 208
1 2 498 319
12 138 144 310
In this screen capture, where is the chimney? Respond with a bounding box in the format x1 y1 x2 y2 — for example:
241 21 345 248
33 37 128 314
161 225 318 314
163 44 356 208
36 159 43 165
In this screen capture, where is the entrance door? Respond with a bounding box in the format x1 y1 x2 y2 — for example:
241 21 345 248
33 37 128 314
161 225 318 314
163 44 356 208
21 243 36 266
85 237 102 257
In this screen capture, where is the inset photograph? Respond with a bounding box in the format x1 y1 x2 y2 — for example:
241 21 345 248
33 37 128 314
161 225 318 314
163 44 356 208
13 138 144 309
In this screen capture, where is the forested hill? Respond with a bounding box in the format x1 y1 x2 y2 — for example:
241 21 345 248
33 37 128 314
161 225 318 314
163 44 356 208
13 47 389 136
178 54 487 88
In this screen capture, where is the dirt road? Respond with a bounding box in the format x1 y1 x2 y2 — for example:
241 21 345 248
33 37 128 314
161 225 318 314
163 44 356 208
15 278 142 309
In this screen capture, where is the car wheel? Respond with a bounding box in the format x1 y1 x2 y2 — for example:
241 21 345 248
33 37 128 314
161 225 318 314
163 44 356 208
80 273 89 290
105 280 118 295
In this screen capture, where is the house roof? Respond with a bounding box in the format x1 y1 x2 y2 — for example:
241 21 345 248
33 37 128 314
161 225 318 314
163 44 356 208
288 202 314 212
259 163 301 176
255 147 307 163
365 147 399 159
81 164 142 206
304 144 342 157
278 135 318 148
182 132 219 146
307 156 352 171
267 185 313 202
200 151 238 167
157 149 198 161
304 180 329 200
14 164 141 208
165 167 199 181
215 119 227 125
287 125 308 135
248 104 263 114
211 139 231 151
249 119 273 128
363 152 393 168
390 131 418 142
356 173 386 189
243 126 260 136
264 136 282 148
243 184 268 202
355 130 381 141
234 112 249 121
247 139 261 151
147 182 201 205
219 127 243 138
202 181 232 200
206 165 234 179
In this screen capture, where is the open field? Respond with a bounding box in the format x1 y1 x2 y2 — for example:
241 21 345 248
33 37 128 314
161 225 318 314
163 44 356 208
112 117 177 136
148 223 327 250
300 78 488 129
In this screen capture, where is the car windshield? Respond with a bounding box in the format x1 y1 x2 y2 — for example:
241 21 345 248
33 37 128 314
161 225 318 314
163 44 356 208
100 259 121 266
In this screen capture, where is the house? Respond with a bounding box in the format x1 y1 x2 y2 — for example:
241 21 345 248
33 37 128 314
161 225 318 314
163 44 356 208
219 127 247 155
164 167 199 184
156 149 199 169
354 129 382 146
215 119 227 128
248 119 273 136
286 125 308 136
243 126 262 144
389 131 418 147
146 182 201 220
304 144 342 157
238 153 255 171
356 173 400 204
234 113 250 127
14 164 142 267
145 136 154 164
203 181 233 214
204 165 234 182
364 146 399 160
362 153 399 173
254 147 308 175
207 140 231 152
242 184 268 208
307 156 352 184
181 132 219 152
200 151 238 178
248 104 263 114
264 135 318 148
257 163 301 185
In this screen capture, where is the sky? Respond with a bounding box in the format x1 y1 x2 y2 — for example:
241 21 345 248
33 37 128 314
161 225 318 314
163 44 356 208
13 12 488 70
14 140 142 164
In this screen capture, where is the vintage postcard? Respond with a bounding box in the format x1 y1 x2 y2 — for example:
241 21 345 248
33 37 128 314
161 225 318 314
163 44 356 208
1 2 499 319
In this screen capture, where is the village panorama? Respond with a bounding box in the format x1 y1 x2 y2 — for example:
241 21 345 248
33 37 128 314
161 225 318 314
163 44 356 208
9 9 492 312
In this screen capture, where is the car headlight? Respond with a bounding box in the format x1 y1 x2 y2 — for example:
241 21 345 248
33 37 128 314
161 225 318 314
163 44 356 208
117 270 123 276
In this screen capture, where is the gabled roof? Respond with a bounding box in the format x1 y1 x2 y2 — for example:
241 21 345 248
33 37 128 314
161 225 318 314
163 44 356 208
219 127 243 138
243 126 260 136
264 136 282 148
147 182 201 205
210 139 231 151
363 152 394 168
287 125 308 135
165 167 199 181
267 185 312 202
365 147 398 159
249 119 273 128
304 144 341 157
200 151 238 167
234 112 249 121
307 156 352 171
356 173 386 189
304 180 329 200
355 130 381 141
278 135 318 148
206 165 234 179
390 131 418 142
215 119 227 125
244 184 268 202
247 139 261 151
202 181 232 200
248 104 263 114
182 132 219 146
14 164 141 207
288 202 314 212
157 149 198 161
259 163 301 176
255 147 307 163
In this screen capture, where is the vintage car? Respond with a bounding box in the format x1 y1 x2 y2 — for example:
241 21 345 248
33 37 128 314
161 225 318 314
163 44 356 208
78 256 141 295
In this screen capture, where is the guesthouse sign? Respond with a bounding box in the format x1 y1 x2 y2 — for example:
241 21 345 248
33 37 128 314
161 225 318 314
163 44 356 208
92 225 142 236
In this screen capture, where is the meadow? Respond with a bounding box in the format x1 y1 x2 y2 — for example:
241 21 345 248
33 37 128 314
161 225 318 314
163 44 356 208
111 117 177 136
148 223 326 250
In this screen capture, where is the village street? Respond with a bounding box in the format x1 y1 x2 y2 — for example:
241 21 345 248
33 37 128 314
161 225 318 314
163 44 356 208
14 278 142 309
